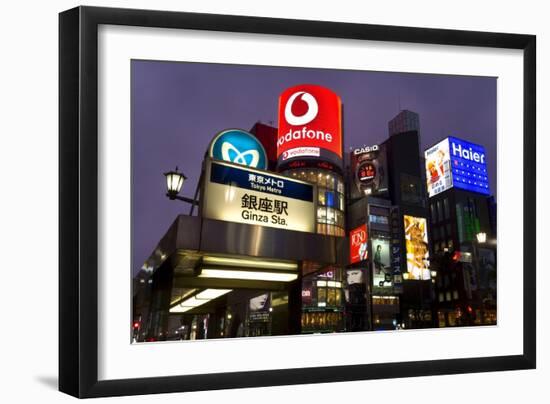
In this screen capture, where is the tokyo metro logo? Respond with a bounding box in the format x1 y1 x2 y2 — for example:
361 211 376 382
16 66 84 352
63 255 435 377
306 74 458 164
220 141 260 168
284 91 319 126
209 129 268 170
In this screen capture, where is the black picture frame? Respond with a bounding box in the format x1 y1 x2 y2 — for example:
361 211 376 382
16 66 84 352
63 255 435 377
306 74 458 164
59 6 536 398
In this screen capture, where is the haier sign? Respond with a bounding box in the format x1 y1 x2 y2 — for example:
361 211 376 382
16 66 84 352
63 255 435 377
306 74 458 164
425 136 490 197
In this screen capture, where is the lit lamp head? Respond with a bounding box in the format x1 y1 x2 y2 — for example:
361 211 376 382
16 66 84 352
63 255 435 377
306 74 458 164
164 167 186 200
476 232 487 244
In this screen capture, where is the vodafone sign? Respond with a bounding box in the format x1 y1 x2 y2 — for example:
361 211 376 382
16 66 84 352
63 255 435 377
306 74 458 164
277 84 343 170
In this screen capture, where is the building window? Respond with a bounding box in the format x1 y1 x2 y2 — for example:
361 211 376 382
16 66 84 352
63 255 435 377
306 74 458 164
437 200 444 223
431 203 437 223
369 214 389 225
438 292 444 302
438 311 446 327
452 290 459 300
445 291 452 302
400 174 423 205
443 198 450 219
318 188 326 205
448 312 457 326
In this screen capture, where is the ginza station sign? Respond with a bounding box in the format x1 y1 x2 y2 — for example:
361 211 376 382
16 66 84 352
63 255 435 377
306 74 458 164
202 159 316 233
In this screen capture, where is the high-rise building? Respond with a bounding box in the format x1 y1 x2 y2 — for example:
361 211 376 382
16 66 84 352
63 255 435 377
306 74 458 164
277 84 346 237
383 128 434 329
424 136 496 327
344 110 435 331
388 110 420 136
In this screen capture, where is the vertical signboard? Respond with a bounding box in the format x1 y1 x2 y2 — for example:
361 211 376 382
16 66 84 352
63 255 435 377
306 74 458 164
425 138 452 197
371 238 392 288
248 293 271 322
349 144 388 199
349 224 368 264
403 215 431 280
389 206 403 292
277 84 343 171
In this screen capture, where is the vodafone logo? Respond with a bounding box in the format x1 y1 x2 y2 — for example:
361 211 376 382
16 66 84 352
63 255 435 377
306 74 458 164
277 84 342 161
284 91 318 126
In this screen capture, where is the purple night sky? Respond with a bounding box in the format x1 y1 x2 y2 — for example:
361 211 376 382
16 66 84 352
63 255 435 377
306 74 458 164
131 60 497 275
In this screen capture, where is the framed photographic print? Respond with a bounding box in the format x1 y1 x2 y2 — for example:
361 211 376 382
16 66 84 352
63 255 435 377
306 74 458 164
59 6 536 398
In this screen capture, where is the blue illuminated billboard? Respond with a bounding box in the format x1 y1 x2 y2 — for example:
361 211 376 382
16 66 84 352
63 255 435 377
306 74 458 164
425 136 490 197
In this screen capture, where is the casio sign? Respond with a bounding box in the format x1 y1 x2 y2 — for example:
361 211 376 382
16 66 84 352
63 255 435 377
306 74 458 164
353 145 379 155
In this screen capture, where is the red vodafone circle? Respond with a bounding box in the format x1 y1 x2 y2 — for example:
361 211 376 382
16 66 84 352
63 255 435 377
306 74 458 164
277 84 343 162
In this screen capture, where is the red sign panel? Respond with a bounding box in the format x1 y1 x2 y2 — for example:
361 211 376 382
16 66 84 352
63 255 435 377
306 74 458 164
277 84 343 163
349 224 368 264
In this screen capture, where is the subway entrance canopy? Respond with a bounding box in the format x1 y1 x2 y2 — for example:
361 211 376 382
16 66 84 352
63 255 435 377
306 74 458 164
136 214 348 340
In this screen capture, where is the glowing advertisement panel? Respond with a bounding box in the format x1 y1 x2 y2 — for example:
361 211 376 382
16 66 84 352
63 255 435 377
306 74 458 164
350 144 388 198
425 136 490 197
403 215 430 280
447 136 490 195
277 84 343 169
372 238 392 288
202 160 316 233
349 224 368 264
425 138 452 197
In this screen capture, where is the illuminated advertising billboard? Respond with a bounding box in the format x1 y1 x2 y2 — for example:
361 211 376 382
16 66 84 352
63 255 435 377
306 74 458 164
350 144 388 199
202 159 316 232
425 136 490 197
209 129 268 170
345 268 364 285
349 224 368 264
403 215 430 280
371 238 392 288
248 293 271 322
277 84 343 171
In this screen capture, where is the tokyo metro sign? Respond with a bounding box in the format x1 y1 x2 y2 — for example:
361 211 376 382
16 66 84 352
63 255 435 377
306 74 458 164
209 129 268 170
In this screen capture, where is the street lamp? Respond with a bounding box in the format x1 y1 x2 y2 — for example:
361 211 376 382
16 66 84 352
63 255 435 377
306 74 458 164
471 231 487 325
476 232 487 244
164 167 186 199
163 167 198 206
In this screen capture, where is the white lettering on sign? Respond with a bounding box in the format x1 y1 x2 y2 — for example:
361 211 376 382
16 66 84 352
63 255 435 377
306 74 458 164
277 127 333 148
353 145 379 155
451 142 485 164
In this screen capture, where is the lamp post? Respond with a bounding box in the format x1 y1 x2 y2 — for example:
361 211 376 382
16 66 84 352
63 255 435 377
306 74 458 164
163 167 199 210
472 231 487 324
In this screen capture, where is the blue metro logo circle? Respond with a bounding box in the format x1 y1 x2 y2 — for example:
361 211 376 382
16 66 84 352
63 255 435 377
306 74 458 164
209 129 268 170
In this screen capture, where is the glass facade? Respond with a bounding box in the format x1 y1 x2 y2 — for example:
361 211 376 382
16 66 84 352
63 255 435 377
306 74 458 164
301 266 345 333
282 169 346 237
